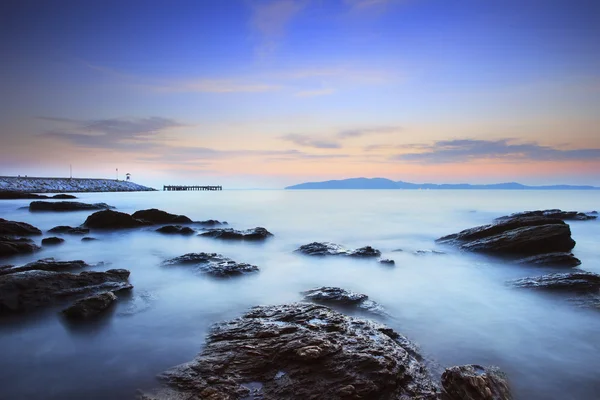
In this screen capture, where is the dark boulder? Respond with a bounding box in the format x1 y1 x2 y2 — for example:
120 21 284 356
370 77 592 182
155 225 195 235
0 268 132 314
199 227 273 241
52 194 77 199
197 219 227 226
516 252 581 267
438 216 575 256
301 287 386 316
132 209 192 224
379 258 395 265
0 218 42 236
81 237 98 242
164 252 259 278
0 236 40 257
49 225 90 235
295 242 382 258
62 291 117 319
42 237 64 246
510 272 600 293
83 210 152 229
0 191 49 199
0 258 88 276
495 209 596 222
29 201 113 212
441 364 511 400
142 303 440 400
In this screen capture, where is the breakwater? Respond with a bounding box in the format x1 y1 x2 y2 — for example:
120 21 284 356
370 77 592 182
0 176 155 193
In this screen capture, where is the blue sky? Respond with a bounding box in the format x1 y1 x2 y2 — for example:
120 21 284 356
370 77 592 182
1 0 599 188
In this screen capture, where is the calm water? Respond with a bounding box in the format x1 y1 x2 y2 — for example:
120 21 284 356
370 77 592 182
1 190 599 400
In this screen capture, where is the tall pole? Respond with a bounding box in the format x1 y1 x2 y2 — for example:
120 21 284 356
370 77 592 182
70 164 72 179
116 168 118 181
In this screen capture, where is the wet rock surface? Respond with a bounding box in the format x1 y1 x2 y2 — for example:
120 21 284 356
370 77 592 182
0 218 42 236
197 219 227 226
495 209 596 222
49 225 90 235
0 258 88 276
42 237 64 246
62 291 117 319
301 287 387 316
510 272 600 293
0 268 132 314
199 227 273 241
437 216 575 256
295 242 382 258
84 210 153 229
0 191 49 199
81 237 98 242
441 364 512 400
132 209 192 224
143 303 441 400
516 252 581 267
155 225 195 235
0 236 40 257
379 258 395 265
29 201 113 212
164 252 259 278
51 194 78 199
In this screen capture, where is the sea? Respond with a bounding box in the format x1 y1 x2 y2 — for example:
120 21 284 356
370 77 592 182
0 190 599 400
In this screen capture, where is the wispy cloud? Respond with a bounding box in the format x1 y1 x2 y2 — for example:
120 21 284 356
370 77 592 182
393 139 600 164
294 87 335 97
151 79 282 94
250 0 306 57
280 134 341 149
337 126 401 138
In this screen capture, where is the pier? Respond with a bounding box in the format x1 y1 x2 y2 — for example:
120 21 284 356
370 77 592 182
163 185 222 191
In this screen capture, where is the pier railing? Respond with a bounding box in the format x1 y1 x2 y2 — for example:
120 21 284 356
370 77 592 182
163 185 222 191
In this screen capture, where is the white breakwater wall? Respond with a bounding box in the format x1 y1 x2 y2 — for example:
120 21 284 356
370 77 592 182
0 176 156 193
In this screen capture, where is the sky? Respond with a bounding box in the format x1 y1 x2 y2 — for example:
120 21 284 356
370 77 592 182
1 0 599 188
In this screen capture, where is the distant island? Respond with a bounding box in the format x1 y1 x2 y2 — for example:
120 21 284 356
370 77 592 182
285 178 600 190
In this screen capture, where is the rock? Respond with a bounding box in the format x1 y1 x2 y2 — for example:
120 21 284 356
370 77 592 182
163 253 259 278
199 227 273 241
62 291 117 319
441 364 511 400
301 287 387 316
0 236 40 257
52 194 77 199
295 242 382 258
0 191 49 199
0 258 88 276
143 303 440 400
197 219 227 226
437 216 575 256
415 250 446 255
156 225 195 235
48 225 90 235
379 258 395 265
83 210 152 229
516 252 581 267
0 268 132 314
495 209 596 222
132 209 192 224
81 237 98 242
510 272 600 292
590 211 598 215
41 237 64 246
29 201 113 212
0 218 42 236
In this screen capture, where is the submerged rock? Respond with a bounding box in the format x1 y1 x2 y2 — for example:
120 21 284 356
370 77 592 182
81 237 98 242
415 250 446 256
0 268 132 314
441 364 512 400
295 242 382 258
62 291 117 319
301 287 386 316
0 191 49 199
197 219 227 226
143 303 440 400
511 272 600 292
516 252 581 267
49 225 90 235
84 210 152 229
495 209 596 222
437 216 575 256
0 258 88 276
42 237 64 246
164 252 259 278
51 194 77 199
0 218 42 236
0 236 40 257
155 225 195 235
132 209 192 224
29 201 113 212
379 258 395 265
199 227 273 241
